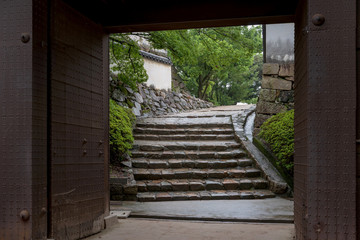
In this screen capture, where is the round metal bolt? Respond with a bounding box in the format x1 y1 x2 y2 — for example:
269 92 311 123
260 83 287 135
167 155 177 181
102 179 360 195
312 14 325 26
21 33 30 43
83 138 87 144
41 207 47 215
20 210 30 221
83 150 87 155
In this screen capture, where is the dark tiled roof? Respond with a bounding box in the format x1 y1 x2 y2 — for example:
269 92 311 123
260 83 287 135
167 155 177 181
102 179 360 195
139 50 172 65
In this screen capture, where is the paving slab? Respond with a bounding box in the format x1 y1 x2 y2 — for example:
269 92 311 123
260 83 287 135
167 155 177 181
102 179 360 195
85 219 294 240
111 197 293 223
137 116 232 126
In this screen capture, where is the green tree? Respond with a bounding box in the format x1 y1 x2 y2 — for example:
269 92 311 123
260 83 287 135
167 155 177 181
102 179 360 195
148 26 262 102
110 34 148 90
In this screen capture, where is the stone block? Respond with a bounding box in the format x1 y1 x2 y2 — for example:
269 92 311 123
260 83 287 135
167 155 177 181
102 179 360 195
172 192 188 200
172 181 189 191
205 180 223 190
199 191 212 200
237 159 252 167
254 114 272 128
239 192 255 199
134 92 144 103
227 169 246 178
259 89 277 102
182 160 195 168
168 159 183 168
262 63 279 75
208 170 227 178
189 182 205 191
210 191 229 200
252 179 268 189
140 145 164 151
193 170 207 179
278 90 294 103
256 101 287 115
156 192 172 201
111 195 123 201
227 191 241 199
110 184 123 195
104 215 119 229
146 182 161 191
132 107 141 116
245 169 261 178
187 192 201 200
112 89 125 102
239 179 253 190
279 64 294 77
222 179 239 190
262 76 292 90
137 182 147 192
160 181 173 191
148 160 168 169
123 185 138 195
138 192 156 202
269 181 288 194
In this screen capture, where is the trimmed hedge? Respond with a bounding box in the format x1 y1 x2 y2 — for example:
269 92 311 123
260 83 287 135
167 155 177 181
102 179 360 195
259 109 294 175
109 99 136 166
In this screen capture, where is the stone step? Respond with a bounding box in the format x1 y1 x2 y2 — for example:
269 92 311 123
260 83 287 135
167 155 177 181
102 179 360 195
132 158 253 169
133 167 262 180
137 190 276 202
136 123 233 129
131 150 247 159
133 128 234 135
136 117 233 130
133 134 234 141
136 178 268 192
133 140 241 152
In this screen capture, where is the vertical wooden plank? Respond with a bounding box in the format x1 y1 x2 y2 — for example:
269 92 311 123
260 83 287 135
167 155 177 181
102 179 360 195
295 0 357 238
356 0 360 238
32 0 49 239
0 0 48 239
294 1 309 238
49 1 107 239
103 35 110 218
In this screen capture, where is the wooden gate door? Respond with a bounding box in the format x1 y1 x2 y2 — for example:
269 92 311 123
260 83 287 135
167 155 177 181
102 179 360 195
48 1 109 239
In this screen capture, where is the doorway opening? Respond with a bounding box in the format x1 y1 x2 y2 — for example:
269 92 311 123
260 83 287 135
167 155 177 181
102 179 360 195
108 25 294 228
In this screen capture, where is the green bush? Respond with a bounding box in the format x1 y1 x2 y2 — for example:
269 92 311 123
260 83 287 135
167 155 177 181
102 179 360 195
109 99 136 165
259 110 294 174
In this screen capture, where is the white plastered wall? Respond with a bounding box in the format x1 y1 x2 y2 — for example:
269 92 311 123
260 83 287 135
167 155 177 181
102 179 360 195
143 58 172 90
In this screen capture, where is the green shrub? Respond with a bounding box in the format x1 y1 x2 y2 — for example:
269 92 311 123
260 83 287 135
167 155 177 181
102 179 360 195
259 110 294 174
109 99 136 165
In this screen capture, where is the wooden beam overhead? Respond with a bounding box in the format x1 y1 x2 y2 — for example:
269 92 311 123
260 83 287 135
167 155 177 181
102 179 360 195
63 0 297 32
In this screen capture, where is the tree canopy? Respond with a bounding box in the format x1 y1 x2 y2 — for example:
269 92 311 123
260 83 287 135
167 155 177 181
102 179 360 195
109 26 263 105
110 34 148 90
148 26 262 104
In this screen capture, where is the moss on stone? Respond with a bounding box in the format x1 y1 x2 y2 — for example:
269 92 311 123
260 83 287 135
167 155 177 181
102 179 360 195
259 109 294 176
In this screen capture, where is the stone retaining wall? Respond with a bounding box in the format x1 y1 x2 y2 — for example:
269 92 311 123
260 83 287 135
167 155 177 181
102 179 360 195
111 79 213 117
253 63 294 136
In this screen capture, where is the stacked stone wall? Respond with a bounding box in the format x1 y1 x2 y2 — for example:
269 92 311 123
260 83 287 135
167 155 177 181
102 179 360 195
111 78 213 118
253 63 294 136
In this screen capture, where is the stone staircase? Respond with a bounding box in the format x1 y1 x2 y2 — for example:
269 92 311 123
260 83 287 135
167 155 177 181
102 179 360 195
131 116 275 202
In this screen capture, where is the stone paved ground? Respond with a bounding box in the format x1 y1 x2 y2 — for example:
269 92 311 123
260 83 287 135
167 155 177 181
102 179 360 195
85 219 295 240
112 198 294 222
